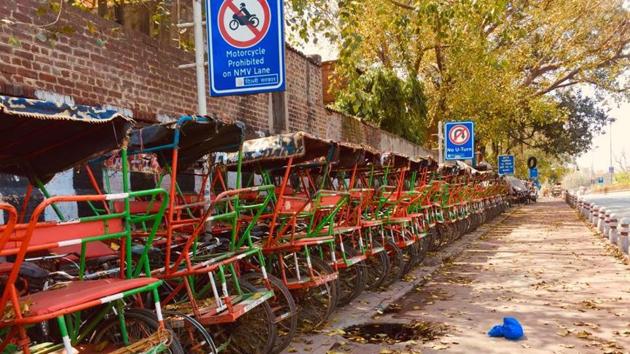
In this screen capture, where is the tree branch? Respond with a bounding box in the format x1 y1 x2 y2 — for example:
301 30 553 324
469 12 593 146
387 0 414 10
522 63 561 86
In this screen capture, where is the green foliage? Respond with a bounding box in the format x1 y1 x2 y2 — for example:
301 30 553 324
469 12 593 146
614 172 630 185
292 0 629 159
544 92 612 156
334 68 428 144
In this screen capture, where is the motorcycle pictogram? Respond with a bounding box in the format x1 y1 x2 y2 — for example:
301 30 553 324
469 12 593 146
230 3 260 30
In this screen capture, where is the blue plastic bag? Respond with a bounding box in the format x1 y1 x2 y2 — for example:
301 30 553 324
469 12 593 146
488 317 524 340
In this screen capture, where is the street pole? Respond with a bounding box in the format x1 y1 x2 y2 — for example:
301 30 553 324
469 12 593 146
608 120 614 184
438 120 444 164
193 0 207 115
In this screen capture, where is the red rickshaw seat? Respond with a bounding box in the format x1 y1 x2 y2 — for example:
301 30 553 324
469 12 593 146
22 277 159 317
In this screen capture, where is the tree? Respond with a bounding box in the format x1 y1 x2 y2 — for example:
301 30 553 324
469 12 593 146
615 149 630 172
334 68 428 144
562 170 592 189
299 0 629 160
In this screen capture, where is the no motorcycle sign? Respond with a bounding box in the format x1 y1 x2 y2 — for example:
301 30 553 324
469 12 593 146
217 0 271 48
207 0 285 96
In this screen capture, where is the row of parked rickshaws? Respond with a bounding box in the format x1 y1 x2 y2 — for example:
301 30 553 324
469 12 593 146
0 96 509 354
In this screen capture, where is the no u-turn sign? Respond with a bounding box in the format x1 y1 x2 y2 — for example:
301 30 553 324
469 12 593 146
445 121 475 160
207 0 285 96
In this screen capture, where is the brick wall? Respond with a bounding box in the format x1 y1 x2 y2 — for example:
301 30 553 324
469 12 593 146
0 1 433 221
0 0 432 153
0 0 272 130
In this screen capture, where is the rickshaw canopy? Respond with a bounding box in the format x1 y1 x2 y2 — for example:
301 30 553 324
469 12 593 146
217 132 335 170
333 142 380 170
129 115 244 171
0 95 132 183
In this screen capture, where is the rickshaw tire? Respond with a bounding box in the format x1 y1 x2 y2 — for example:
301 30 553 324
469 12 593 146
89 308 185 354
163 310 218 354
241 272 298 354
364 249 390 290
401 241 420 275
213 280 278 354
293 256 338 330
335 244 366 307
415 235 430 265
382 240 404 287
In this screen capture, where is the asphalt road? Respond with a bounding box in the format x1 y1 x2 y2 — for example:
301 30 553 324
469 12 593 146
579 191 630 221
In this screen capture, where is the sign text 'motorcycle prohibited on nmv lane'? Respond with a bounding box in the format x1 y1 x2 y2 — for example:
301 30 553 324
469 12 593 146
207 0 285 96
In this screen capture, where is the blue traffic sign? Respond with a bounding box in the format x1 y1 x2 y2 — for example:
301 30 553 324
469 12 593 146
498 155 515 175
529 167 538 179
207 0 285 96
445 121 474 160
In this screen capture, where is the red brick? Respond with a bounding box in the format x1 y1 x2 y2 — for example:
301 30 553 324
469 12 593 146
0 0 425 155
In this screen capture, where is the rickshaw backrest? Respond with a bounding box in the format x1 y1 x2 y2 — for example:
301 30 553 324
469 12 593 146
317 193 344 209
0 202 18 251
113 193 202 214
279 195 311 213
114 200 163 214
349 189 375 201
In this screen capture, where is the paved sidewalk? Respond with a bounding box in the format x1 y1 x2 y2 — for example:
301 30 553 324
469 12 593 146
286 200 630 354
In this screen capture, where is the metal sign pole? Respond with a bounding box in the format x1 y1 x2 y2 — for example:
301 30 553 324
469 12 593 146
193 0 208 115
609 120 614 184
438 120 444 164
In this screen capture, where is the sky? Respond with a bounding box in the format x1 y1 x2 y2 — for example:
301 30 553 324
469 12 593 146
576 100 630 173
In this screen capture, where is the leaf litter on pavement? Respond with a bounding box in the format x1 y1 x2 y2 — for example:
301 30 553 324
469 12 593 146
342 321 450 346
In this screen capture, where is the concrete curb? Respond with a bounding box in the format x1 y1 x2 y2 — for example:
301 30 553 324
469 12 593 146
578 210 630 264
283 208 518 353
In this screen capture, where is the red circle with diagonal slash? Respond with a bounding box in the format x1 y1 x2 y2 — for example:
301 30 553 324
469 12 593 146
218 0 271 48
448 124 470 146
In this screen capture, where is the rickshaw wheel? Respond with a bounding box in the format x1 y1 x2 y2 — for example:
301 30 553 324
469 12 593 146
364 248 390 290
437 223 453 247
381 240 404 287
208 280 277 354
164 310 218 354
414 235 430 265
89 308 185 354
427 227 441 252
294 256 338 331
241 272 298 354
401 241 420 275
460 218 472 237
335 244 366 307
449 222 459 243
454 220 465 239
